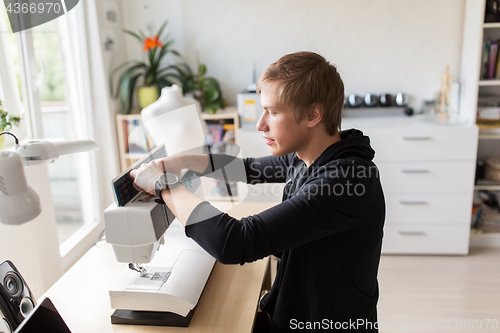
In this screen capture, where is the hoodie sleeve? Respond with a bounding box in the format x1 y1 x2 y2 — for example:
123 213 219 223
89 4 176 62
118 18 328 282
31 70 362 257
184 162 383 264
195 153 290 184
244 155 289 184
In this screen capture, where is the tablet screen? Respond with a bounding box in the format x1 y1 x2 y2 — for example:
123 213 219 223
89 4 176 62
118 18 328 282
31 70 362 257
112 145 167 207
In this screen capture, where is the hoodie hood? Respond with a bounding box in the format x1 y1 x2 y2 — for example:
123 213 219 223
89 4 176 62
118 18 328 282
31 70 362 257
311 129 375 168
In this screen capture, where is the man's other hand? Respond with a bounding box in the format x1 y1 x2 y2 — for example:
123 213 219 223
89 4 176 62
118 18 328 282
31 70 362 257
130 161 163 196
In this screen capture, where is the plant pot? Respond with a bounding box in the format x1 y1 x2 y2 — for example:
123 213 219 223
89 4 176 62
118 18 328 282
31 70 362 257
138 86 159 110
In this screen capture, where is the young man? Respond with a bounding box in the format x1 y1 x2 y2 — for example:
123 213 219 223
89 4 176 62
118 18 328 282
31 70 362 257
131 51 385 332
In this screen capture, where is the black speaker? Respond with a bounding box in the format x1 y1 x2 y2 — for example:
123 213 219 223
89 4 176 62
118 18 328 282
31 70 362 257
0 260 36 333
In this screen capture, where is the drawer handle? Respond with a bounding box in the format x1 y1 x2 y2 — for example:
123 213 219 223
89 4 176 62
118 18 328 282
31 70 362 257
402 135 432 140
400 200 427 205
401 168 430 173
398 231 426 235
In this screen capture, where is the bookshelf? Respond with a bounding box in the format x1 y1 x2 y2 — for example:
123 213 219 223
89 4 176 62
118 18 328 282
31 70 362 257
478 128 500 139
116 113 152 171
462 0 500 247
201 107 240 201
484 22 500 29
475 179 500 191
478 79 500 86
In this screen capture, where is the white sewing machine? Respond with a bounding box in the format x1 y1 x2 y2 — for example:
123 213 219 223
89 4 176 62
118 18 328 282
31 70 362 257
103 144 215 326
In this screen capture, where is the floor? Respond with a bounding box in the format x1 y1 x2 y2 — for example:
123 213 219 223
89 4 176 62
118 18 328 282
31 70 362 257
377 247 500 332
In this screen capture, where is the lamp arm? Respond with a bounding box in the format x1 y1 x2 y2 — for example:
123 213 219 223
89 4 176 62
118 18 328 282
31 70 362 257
0 131 20 149
15 139 99 166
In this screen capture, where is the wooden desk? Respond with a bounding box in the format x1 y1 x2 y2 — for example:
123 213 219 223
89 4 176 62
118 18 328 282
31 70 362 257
42 202 277 333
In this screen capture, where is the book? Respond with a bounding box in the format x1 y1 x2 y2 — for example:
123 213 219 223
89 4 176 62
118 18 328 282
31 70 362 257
488 40 498 79
482 39 490 80
127 119 148 154
478 204 500 233
477 107 500 120
122 119 128 153
495 39 500 79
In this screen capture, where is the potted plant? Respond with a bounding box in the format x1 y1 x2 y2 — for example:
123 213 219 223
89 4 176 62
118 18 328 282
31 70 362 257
111 21 184 114
0 99 21 150
177 61 226 114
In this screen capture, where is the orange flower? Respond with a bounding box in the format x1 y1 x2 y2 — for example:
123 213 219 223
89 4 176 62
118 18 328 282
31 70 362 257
142 35 163 52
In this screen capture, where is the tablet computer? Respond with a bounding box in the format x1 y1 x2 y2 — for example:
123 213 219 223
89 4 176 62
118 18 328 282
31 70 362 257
112 145 167 207
111 145 200 207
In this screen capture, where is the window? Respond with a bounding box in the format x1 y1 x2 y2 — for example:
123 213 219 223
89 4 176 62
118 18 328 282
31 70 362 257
0 3 99 249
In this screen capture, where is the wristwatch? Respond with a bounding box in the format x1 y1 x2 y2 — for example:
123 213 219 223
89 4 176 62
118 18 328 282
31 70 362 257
155 173 180 199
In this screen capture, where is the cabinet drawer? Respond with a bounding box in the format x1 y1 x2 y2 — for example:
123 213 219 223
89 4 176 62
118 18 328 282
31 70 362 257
366 126 478 162
385 194 473 225
381 225 470 254
377 162 476 193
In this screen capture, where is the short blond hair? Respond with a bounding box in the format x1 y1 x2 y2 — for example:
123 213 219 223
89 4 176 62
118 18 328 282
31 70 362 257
257 52 344 136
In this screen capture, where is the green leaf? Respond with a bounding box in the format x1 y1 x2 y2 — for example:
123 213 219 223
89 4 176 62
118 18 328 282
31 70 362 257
163 39 175 50
204 89 219 103
158 64 184 74
156 21 168 38
110 61 143 96
158 72 185 87
160 33 172 43
205 104 218 113
150 48 157 67
198 63 206 76
138 29 146 40
123 29 143 43
205 77 220 90
172 66 194 93
117 64 146 112
145 69 156 86
178 63 194 77
127 73 143 113
157 78 174 90
157 45 169 63
170 49 181 57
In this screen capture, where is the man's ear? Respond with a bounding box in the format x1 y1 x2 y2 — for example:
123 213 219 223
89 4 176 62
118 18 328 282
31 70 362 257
307 103 323 128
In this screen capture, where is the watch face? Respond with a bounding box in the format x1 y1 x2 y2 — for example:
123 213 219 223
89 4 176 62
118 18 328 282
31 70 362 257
159 173 179 186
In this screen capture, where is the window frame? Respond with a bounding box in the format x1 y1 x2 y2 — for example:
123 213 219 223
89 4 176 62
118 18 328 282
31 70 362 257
0 2 105 271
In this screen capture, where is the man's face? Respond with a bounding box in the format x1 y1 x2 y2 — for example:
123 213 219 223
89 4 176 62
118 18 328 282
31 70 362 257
257 81 309 156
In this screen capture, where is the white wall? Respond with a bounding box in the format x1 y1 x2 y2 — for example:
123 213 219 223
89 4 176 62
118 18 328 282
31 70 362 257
121 0 466 111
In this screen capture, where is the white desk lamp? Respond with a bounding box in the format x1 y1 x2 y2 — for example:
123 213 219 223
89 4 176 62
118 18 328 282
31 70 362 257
0 132 98 225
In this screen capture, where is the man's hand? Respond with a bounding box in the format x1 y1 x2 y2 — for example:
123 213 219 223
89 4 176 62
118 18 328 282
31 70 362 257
128 154 209 226
130 161 163 196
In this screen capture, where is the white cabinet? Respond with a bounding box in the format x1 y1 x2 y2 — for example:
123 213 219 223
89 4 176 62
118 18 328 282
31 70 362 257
342 117 478 254
377 162 476 194
384 194 473 225
367 126 478 162
382 225 471 255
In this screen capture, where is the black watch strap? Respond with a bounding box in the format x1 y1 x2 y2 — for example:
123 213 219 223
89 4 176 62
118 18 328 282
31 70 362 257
155 180 166 204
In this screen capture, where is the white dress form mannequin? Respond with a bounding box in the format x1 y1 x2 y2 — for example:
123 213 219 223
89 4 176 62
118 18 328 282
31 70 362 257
141 85 207 156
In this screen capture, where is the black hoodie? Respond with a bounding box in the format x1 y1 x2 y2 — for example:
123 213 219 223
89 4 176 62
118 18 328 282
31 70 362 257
185 129 385 332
